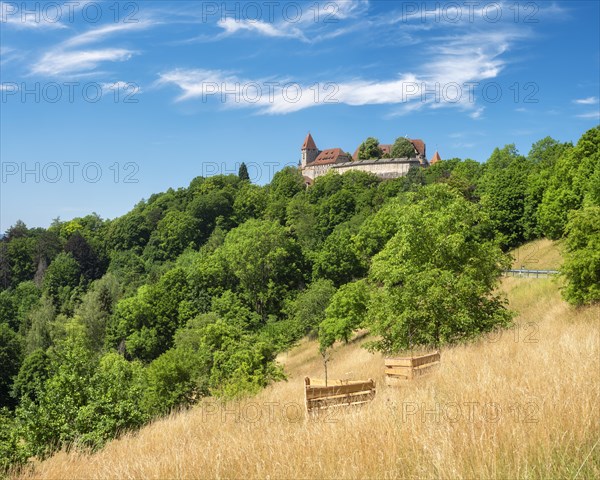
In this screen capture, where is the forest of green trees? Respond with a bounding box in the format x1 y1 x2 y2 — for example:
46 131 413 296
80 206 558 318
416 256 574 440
1 126 598 472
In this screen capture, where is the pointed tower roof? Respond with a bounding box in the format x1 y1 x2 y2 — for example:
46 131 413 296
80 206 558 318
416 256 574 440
431 151 442 164
302 133 317 150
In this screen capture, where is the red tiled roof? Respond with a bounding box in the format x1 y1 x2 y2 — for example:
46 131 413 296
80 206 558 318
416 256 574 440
411 139 426 157
302 133 317 150
312 148 349 165
380 144 392 156
431 151 442 164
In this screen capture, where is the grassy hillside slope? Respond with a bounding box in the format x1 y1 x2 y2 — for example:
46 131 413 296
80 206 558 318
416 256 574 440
510 238 564 270
16 242 599 480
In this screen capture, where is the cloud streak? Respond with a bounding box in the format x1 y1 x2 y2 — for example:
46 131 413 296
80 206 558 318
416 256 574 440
159 25 521 118
31 49 135 76
211 0 368 43
30 20 155 78
573 96 599 105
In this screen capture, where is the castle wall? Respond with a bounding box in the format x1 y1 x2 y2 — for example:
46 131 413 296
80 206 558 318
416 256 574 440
302 163 333 180
302 158 424 181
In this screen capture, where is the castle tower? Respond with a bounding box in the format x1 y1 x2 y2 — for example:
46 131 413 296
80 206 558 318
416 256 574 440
431 151 442 165
301 133 319 167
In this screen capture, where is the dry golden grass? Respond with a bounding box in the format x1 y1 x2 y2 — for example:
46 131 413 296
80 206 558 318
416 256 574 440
15 244 600 480
510 238 564 270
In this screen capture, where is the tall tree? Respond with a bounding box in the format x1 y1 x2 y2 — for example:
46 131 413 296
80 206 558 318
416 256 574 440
390 137 416 158
0 323 23 408
561 206 600 305
538 126 600 239
367 184 512 354
65 232 103 282
478 145 531 249
238 162 250 181
220 219 305 320
42 252 81 309
319 280 370 350
357 137 383 160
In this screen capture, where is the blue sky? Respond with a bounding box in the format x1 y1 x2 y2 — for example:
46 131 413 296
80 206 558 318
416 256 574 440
1 0 599 232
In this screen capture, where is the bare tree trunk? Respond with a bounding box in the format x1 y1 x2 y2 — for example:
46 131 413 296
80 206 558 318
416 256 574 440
321 350 330 386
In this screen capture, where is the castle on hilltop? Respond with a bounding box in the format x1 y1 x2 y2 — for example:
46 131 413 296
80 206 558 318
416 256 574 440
299 133 441 183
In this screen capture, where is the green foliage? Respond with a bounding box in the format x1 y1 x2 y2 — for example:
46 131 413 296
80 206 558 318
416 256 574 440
24 296 55 354
188 190 234 236
538 126 599 239
7 235 36 287
522 137 571 239
11 349 49 404
65 232 105 282
17 335 96 457
76 353 147 447
0 323 23 408
0 407 28 474
313 222 366 286
367 185 513 354
107 250 147 295
319 280 370 351
317 189 357 236
171 316 283 401
478 145 531 249
265 167 305 223
211 290 261 331
284 279 336 338
76 274 121 351
142 346 205 416
234 183 268 224
144 210 199 261
390 137 416 158
16 342 148 456
0 291 17 331
238 162 250 181
220 219 304 320
105 211 152 253
561 206 600 305
286 193 320 253
42 252 81 309
107 267 191 361
357 137 383 160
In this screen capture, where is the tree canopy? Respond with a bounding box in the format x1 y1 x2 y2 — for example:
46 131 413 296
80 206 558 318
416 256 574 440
357 137 384 160
390 137 416 158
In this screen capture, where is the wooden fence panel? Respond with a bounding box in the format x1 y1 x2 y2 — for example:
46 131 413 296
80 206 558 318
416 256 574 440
384 352 440 384
304 377 376 414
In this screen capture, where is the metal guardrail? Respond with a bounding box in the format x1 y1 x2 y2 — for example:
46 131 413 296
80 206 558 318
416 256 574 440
503 269 560 278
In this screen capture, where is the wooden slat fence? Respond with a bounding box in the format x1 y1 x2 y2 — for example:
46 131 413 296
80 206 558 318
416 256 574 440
304 377 376 414
385 352 440 385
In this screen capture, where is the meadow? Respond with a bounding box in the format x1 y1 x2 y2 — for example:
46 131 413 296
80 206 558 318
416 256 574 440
16 242 600 480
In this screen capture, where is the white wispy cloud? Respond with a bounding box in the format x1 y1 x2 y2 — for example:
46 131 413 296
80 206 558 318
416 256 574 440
32 49 134 76
212 0 368 43
576 111 600 119
217 18 307 41
573 96 599 105
159 22 520 118
469 108 485 119
63 21 156 48
0 83 19 91
0 45 23 66
0 1 66 29
151 0 540 120
30 20 155 78
323 0 370 20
